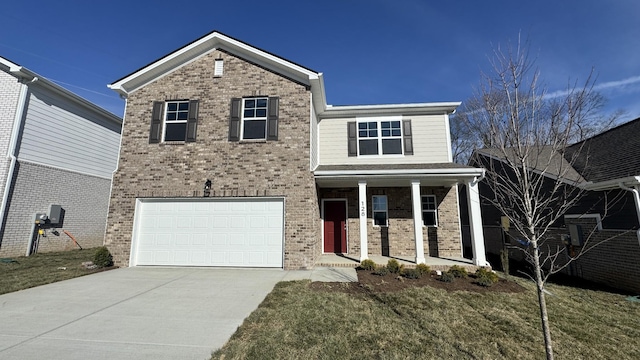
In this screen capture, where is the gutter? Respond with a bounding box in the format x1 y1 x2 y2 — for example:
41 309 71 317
618 182 640 246
313 167 484 177
0 80 30 255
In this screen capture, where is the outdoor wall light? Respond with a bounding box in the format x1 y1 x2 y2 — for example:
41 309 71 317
203 179 212 197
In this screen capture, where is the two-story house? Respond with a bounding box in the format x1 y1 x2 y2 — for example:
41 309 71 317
0 56 122 257
105 31 488 269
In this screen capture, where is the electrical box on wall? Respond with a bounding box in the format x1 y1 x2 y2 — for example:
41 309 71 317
568 224 584 246
49 204 63 225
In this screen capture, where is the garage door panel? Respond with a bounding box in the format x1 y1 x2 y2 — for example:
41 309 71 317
134 198 283 267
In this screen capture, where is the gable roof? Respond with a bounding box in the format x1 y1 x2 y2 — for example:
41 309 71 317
108 30 461 118
0 56 122 123
108 30 328 114
565 117 640 183
474 146 585 184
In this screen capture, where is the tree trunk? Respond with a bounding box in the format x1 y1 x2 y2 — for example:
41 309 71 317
532 243 554 360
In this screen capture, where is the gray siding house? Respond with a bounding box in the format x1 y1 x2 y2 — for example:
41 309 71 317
105 31 488 270
0 56 122 257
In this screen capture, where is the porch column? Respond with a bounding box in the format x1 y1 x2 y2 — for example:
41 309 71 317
467 179 488 266
411 180 426 264
358 181 368 261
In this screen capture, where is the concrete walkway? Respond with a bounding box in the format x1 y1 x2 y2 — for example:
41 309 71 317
0 266 356 360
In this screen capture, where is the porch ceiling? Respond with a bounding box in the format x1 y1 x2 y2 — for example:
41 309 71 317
314 163 485 188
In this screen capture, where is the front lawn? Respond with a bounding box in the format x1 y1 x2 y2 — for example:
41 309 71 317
0 249 108 295
212 275 640 359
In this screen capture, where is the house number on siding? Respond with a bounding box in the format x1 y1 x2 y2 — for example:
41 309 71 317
360 201 366 217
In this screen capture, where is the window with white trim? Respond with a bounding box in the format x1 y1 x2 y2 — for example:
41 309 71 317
164 101 190 141
372 195 388 226
241 97 268 140
422 195 438 227
358 120 403 155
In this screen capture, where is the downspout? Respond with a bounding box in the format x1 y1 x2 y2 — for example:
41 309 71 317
0 79 31 255
618 182 640 247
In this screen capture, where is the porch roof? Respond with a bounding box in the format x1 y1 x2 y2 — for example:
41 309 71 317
314 163 485 187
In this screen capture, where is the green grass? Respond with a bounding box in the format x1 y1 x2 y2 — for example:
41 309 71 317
212 278 640 359
0 248 106 295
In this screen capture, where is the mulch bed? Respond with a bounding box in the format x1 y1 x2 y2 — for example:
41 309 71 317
310 269 526 295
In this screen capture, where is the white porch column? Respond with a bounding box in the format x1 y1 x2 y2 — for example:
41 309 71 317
358 181 368 261
411 180 426 264
467 179 488 266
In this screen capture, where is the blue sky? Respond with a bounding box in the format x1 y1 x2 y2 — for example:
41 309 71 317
1 0 639 121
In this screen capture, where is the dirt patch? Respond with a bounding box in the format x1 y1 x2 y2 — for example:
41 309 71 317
310 269 526 295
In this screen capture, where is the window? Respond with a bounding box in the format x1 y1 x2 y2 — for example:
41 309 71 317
372 195 388 226
422 195 438 227
242 98 268 139
229 97 279 141
347 118 412 156
164 101 190 141
149 100 198 143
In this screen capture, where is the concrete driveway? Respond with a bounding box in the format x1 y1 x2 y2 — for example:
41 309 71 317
0 266 356 360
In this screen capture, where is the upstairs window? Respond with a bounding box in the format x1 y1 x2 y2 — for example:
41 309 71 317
422 195 438 227
242 98 268 139
229 97 279 141
348 118 413 156
164 101 190 141
149 100 199 143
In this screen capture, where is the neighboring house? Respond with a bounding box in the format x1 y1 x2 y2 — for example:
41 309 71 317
0 56 122 257
464 118 640 292
105 31 488 269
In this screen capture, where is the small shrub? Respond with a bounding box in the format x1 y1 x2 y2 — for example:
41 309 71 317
386 259 401 274
439 271 455 283
93 246 113 268
373 265 389 276
360 259 376 271
475 267 499 287
401 268 421 279
415 263 431 276
448 265 468 278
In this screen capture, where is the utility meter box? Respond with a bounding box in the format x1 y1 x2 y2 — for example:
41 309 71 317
49 205 63 225
568 224 584 246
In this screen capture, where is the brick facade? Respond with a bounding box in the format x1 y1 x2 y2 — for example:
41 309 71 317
0 161 111 257
490 217 640 293
318 185 462 258
104 50 320 269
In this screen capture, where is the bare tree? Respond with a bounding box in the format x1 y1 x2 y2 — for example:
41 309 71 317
460 37 623 360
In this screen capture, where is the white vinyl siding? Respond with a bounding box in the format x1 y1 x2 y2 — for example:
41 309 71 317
0 71 23 200
318 114 450 165
17 86 121 178
310 103 319 169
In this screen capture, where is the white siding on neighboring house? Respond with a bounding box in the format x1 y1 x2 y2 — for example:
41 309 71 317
318 114 450 165
0 71 22 200
310 103 319 169
17 86 121 179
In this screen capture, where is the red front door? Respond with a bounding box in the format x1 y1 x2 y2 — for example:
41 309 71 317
323 200 347 253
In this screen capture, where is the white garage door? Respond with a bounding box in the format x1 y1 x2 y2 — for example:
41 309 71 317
131 198 284 267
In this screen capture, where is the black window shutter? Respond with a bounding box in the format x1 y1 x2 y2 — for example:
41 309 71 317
347 121 357 156
267 97 279 141
229 98 241 141
403 119 413 155
186 100 199 142
149 102 163 143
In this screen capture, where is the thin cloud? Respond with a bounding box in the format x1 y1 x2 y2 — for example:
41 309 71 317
546 75 640 99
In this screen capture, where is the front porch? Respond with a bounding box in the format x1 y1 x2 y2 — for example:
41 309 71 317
315 253 482 272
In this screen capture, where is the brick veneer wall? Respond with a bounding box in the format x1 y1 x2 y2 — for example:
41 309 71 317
104 50 319 269
0 161 110 256
500 217 640 293
319 185 462 259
